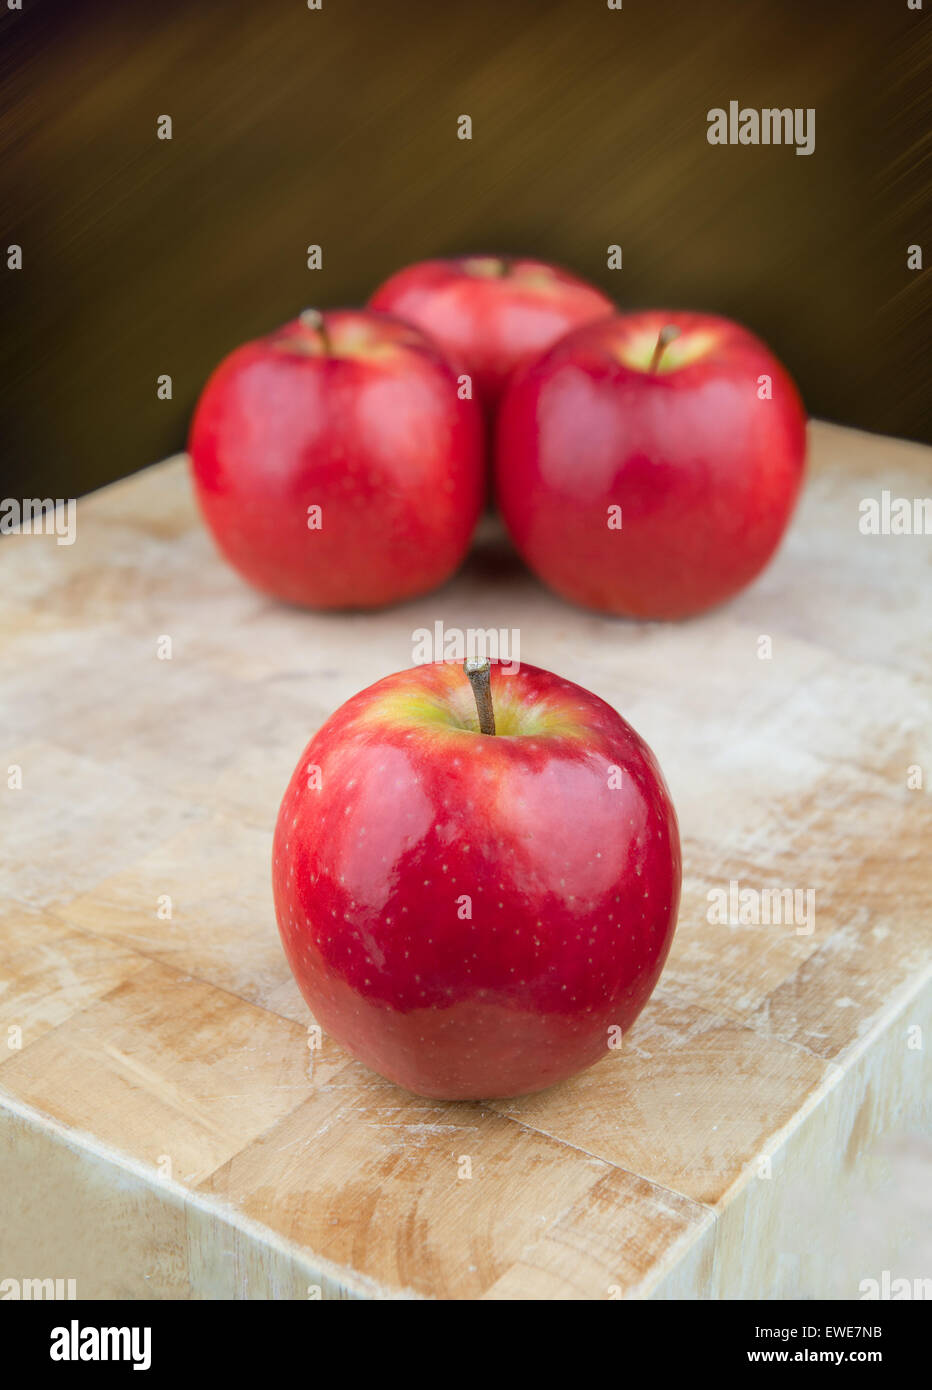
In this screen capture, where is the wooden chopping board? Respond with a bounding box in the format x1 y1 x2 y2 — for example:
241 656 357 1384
0 420 929 1300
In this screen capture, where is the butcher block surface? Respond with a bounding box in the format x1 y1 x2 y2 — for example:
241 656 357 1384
1 420 929 1300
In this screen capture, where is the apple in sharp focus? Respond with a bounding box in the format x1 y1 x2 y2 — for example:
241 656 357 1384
272 658 681 1100
495 310 807 619
189 309 485 608
369 256 614 413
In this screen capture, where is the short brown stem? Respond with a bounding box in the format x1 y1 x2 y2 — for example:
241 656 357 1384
464 658 496 735
299 308 331 354
649 324 681 373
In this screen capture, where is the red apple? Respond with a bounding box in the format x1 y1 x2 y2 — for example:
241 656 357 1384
495 310 807 619
189 309 484 608
272 658 681 1100
369 256 614 412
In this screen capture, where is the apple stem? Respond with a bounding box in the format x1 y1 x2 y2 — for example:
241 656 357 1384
464 658 496 736
299 308 331 354
649 324 681 373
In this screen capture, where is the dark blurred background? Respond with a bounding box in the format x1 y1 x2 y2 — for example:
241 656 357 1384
1 0 929 499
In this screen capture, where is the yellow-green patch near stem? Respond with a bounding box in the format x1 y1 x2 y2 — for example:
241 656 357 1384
357 670 593 741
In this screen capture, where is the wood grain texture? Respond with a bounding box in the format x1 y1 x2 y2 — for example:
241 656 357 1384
0 421 929 1299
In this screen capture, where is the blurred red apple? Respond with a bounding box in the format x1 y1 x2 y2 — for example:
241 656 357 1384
369 256 614 411
189 309 484 608
273 658 681 1100
495 310 807 619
